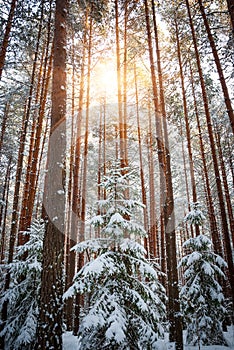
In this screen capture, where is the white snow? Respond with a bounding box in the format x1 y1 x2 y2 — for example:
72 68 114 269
187 251 202 265
63 325 234 349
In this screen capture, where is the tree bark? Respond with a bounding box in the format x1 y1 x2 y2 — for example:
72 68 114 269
145 0 183 348
0 0 17 80
189 63 222 257
174 14 199 236
36 0 68 348
186 0 234 308
18 9 53 239
198 0 234 134
0 157 12 263
134 61 149 256
0 102 10 155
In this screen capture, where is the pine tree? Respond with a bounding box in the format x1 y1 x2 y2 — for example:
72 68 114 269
64 162 166 349
179 234 228 346
0 220 44 350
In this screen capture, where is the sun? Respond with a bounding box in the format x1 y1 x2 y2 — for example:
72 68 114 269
92 58 118 101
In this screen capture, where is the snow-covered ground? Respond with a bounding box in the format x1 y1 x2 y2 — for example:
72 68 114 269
63 325 234 349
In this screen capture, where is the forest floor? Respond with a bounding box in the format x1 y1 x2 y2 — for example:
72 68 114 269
63 325 234 349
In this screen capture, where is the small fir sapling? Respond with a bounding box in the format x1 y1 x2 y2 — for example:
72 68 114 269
64 162 167 349
184 202 206 227
179 204 228 346
0 220 44 350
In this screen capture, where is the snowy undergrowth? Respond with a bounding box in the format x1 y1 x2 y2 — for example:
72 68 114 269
63 325 234 350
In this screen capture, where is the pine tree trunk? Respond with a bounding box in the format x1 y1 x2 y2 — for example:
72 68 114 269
64 34 76 331
186 0 234 307
18 10 52 238
198 0 234 134
147 102 158 258
145 1 183 348
214 126 234 246
72 12 88 241
0 102 10 155
0 157 12 263
72 12 89 334
189 63 222 256
74 14 93 336
115 0 127 170
0 105 28 348
134 61 149 256
36 0 68 348
0 0 17 80
174 15 199 236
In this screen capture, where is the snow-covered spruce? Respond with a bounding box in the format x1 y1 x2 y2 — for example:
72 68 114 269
90 162 146 242
64 238 166 349
64 162 166 349
184 202 206 227
179 234 228 346
0 220 44 350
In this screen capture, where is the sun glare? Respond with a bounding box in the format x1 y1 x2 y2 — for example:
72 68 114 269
92 59 118 101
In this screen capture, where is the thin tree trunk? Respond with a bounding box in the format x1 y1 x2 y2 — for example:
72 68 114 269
64 33 76 331
115 0 127 170
123 0 128 169
72 12 89 336
214 126 234 246
174 14 199 236
18 6 52 239
72 12 88 242
0 157 12 263
180 121 193 239
198 0 234 134
189 63 222 256
186 0 234 308
147 101 158 258
17 42 45 240
0 102 10 155
0 104 27 348
74 14 93 336
134 61 149 256
0 0 17 80
146 1 183 347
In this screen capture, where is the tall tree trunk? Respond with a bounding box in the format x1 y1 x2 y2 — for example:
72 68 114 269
174 14 199 236
214 125 234 246
189 63 222 256
0 157 12 263
64 33 76 331
147 101 158 258
145 1 183 348
72 12 88 335
115 0 127 170
0 102 10 155
134 61 149 256
18 6 53 239
36 0 68 348
198 0 234 134
0 0 17 80
180 121 193 239
186 0 234 308
123 0 128 169
17 42 45 240
74 13 93 336
72 12 88 242
0 104 28 348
